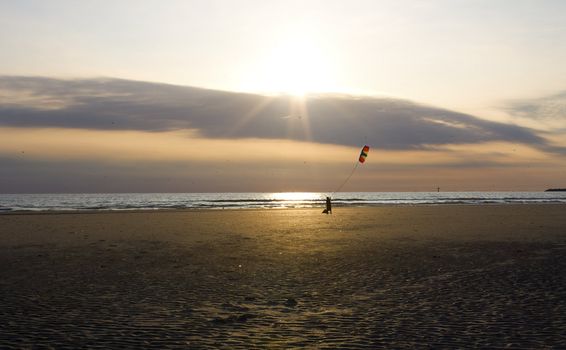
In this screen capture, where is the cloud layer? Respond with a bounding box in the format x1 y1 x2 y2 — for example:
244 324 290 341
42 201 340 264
0 76 549 150
506 91 566 122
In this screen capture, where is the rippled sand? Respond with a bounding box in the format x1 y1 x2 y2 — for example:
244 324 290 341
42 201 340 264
1 206 565 348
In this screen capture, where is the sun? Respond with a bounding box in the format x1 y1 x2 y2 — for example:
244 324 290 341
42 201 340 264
245 32 339 96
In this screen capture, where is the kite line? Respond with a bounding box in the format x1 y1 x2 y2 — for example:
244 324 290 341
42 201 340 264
331 145 370 195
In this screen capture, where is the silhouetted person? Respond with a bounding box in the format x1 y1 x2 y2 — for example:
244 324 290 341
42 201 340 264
322 196 332 214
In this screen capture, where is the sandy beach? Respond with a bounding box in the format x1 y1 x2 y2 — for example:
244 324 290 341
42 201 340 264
1 205 565 348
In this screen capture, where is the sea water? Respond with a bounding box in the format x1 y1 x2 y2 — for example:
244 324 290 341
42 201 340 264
1 192 566 212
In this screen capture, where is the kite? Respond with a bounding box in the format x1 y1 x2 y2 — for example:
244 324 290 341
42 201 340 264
331 144 371 195
359 145 370 163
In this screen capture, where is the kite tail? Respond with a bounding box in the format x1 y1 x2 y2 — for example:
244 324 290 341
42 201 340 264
332 161 359 195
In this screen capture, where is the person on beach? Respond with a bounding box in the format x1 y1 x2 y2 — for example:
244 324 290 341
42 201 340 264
322 196 332 214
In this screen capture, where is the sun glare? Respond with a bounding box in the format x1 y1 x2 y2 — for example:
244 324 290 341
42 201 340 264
245 31 339 96
270 192 321 201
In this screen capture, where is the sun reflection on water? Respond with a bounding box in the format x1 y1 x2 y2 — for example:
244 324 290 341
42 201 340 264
269 192 323 202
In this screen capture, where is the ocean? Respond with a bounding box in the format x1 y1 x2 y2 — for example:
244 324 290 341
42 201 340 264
1 192 566 212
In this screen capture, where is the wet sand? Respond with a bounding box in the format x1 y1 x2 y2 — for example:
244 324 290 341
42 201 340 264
1 205 565 348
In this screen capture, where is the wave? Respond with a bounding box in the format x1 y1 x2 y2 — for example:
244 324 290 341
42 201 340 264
1 192 565 212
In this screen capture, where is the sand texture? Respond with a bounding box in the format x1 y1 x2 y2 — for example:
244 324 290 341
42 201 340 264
1 205 566 348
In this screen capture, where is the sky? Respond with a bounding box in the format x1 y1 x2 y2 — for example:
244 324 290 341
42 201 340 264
1 0 565 192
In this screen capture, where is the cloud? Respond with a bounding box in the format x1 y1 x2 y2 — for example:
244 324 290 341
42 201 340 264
505 91 566 121
501 90 566 154
0 76 549 150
